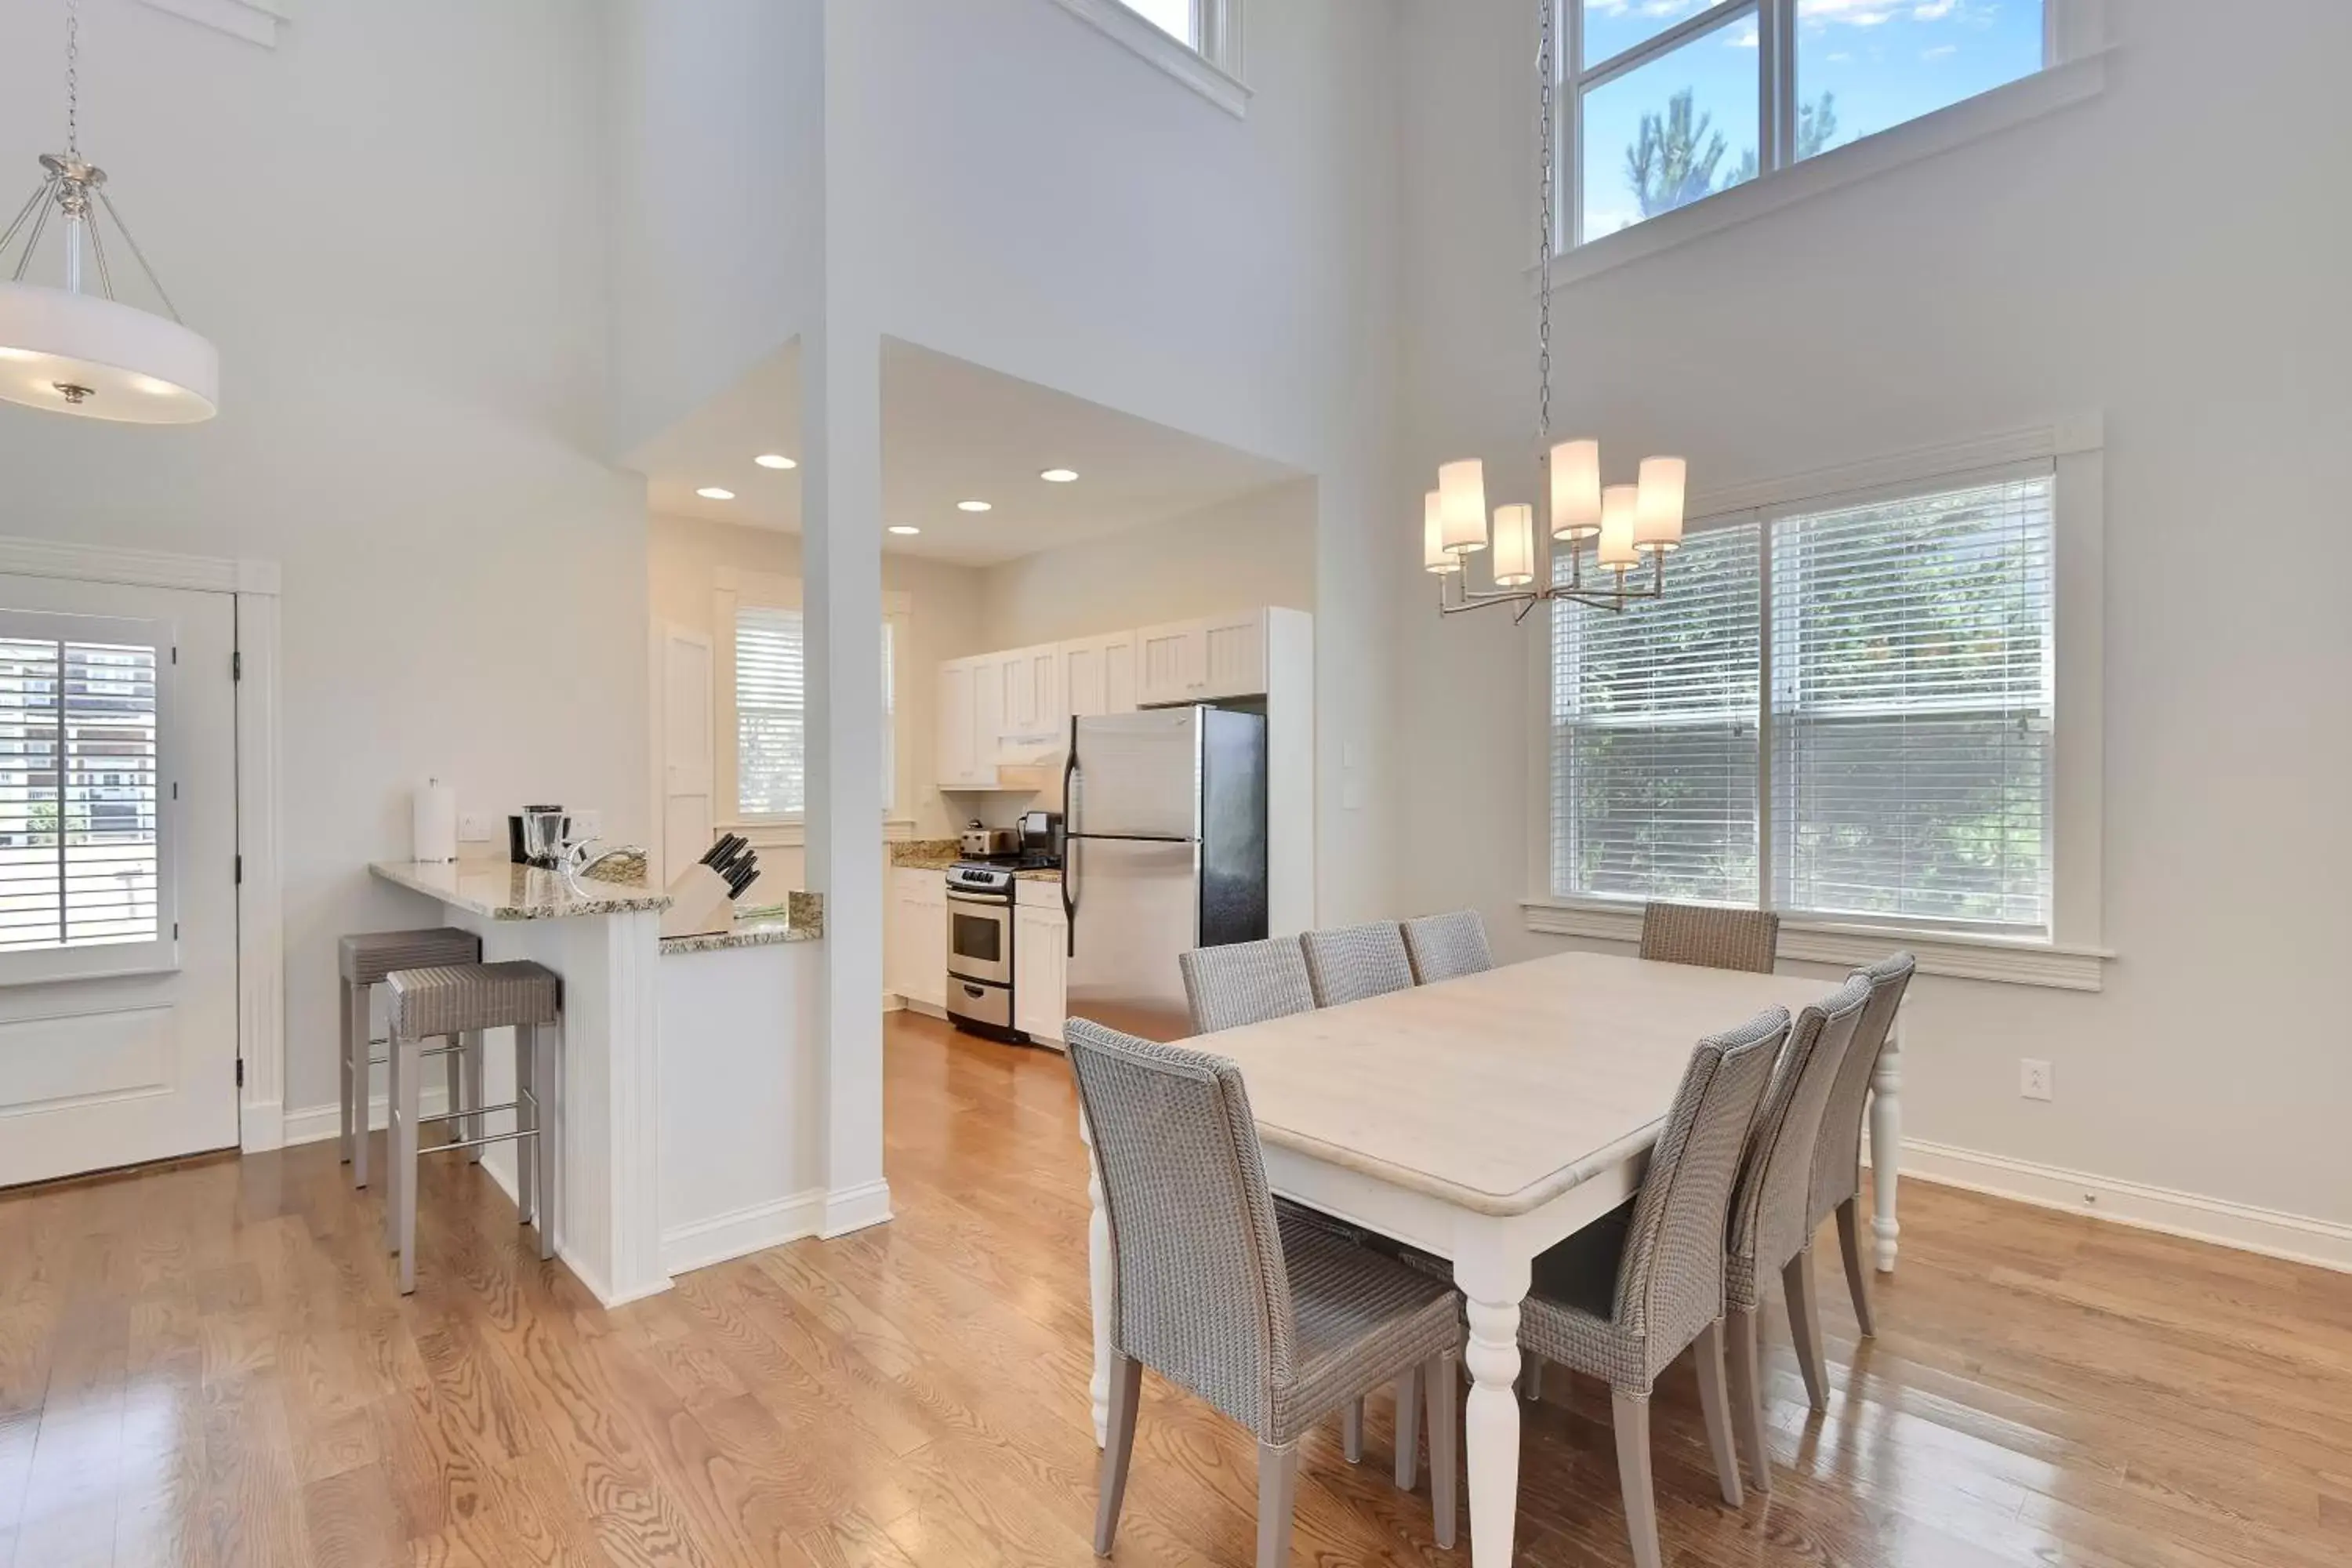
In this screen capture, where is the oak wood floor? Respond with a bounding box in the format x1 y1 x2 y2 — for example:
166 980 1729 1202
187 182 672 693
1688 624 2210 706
2 1011 2348 1566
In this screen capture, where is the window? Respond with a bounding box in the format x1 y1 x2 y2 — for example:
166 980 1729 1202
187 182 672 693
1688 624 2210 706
1566 0 2051 245
1054 0 1248 116
727 595 902 823
0 613 169 962
1550 468 2056 935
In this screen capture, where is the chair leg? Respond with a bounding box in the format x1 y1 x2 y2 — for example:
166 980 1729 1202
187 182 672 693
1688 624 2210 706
394 1031 423 1294
1342 1398 1363 1464
1784 1247 1829 1412
1836 1196 1876 1337
1727 1305 1771 1493
463 1029 486 1164
1692 1319 1744 1508
1522 1356 1544 1401
1610 1389 1663 1568
347 980 372 1189
1392 1367 1421 1490
1254 1442 1298 1568
532 1020 559 1261
1425 1351 1457 1549
337 978 354 1170
1094 1353 1142 1555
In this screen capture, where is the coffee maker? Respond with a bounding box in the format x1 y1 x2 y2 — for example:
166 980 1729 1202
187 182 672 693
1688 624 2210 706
1018 809 1063 866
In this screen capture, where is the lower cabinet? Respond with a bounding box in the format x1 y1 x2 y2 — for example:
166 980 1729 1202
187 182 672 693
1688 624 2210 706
887 868 1063 1044
1012 880 1068 1046
887 868 947 1011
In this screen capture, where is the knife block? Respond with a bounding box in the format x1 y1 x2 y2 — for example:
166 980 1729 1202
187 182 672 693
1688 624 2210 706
659 864 736 938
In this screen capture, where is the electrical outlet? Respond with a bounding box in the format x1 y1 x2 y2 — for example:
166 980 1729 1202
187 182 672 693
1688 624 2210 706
572 808 602 840
458 812 495 842
2020 1058 2054 1102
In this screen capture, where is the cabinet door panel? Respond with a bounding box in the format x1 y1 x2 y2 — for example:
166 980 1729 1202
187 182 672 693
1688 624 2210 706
1200 612 1267 699
1135 622 1200 706
1102 633 1138 714
1063 639 1105 720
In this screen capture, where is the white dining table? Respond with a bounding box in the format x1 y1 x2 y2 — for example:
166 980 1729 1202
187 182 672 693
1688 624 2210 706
1078 949 1907 1568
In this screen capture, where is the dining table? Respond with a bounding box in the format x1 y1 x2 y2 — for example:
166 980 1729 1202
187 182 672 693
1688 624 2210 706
1076 948 1908 1568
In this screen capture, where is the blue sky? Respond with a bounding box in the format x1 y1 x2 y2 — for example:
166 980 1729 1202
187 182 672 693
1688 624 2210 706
1579 0 2044 237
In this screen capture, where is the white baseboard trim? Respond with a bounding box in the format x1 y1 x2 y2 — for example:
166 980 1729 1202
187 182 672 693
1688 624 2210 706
898 999 949 1022
662 1189 826 1276
1889 1137 2352 1275
241 1099 285 1152
282 1085 453 1147
818 1178 894 1239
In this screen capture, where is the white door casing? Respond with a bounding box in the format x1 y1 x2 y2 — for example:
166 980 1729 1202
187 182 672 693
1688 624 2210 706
660 624 715 881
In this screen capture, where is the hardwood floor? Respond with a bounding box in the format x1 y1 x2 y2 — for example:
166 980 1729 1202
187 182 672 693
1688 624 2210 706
2 1011 2347 1566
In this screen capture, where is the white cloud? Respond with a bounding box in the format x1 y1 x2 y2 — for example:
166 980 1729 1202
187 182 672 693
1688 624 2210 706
1729 21 1759 48
1798 0 1900 25
1914 0 1958 18
1922 42 1958 58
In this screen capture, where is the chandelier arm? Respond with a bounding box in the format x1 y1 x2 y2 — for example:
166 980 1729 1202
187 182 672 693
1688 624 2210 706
0 176 60 265
82 201 115 301
92 191 183 323
11 189 57 284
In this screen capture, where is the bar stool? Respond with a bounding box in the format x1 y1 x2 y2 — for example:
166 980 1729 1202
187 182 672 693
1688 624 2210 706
339 927 481 1189
382 960 561 1294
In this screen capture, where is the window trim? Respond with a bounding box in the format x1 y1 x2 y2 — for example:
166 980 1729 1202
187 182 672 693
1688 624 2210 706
1050 0 1250 118
1548 0 2107 288
712 568 911 834
1522 418 2111 990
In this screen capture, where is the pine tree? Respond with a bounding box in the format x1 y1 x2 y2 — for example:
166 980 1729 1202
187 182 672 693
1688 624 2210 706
1624 89 1729 217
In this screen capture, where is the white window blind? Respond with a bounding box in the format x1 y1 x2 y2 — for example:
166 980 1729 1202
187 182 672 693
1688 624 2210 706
733 605 900 820
0 636 161 951
1770 476 2054 931
1552 521 1760 904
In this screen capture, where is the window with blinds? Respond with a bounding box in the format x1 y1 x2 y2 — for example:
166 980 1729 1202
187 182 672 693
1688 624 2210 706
1548 467 2058 937
732 605 900 820
1770 476 2053 930
0 635 162 951
1552 521 1760 904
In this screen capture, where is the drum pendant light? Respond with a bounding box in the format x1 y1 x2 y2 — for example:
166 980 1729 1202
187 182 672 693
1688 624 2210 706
0 1 218 423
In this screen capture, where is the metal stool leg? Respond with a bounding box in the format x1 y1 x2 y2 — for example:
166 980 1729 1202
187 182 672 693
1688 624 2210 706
463 1029 486 1164
344 978 372 1188
394 1029 425 1294
382 1010 403 1251
532 1019 558 1261
514 1018 536 1231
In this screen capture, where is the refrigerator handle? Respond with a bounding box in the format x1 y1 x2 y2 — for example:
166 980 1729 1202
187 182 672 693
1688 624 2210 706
1062 838 1078 957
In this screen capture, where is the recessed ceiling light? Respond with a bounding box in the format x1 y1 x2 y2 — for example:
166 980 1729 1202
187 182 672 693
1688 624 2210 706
888 525 921 535
696 486 735 500
753 453 797 470
956 499 993 513
1040 467 1080 484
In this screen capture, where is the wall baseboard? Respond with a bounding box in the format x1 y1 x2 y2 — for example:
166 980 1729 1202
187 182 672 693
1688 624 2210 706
662 1189 826 1276
283 1086 455 1147
818 1178 894 1239
1886 1137 2352 1275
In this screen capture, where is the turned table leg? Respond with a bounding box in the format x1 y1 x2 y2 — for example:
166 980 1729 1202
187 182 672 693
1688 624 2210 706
1457 1247 1530 1568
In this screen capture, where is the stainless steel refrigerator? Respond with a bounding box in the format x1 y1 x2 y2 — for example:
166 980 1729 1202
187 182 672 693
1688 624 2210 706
1061 706 1269 1041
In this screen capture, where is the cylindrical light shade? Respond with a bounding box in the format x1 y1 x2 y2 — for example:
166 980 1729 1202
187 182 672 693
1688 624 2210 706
1635 456 1686 552
1549 438 1602 539
1437 459 1488 553
0 281 218 423
1597 483 1639 569
1422 491 1458 573
1491 503 1535 587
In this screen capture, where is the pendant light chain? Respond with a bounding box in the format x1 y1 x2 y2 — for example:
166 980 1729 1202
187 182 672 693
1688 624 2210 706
1537 0 1553 454
65 0 80 159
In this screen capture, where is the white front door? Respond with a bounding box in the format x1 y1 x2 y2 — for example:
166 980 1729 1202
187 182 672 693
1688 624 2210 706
0 573 238 1188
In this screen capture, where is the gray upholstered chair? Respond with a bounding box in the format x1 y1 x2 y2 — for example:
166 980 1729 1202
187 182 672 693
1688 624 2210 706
1299 921 1415 1007
1809 952 1915 1337
1400 909 1493 985
1723 975 1871 1489
1515 1006 1788 1568
1639 902 1780 974
1178 937 1315 1033
1066 1020 1464 1564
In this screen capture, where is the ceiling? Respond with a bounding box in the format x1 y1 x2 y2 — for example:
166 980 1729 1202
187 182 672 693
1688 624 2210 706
626 338 1299 568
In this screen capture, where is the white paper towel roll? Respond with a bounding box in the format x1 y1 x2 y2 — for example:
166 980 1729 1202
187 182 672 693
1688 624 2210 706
412 778 458 864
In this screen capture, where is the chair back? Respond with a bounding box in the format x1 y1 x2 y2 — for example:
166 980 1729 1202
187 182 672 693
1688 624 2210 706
1066 1018 1295 1433
1728 975 1872 1288
1300 921 1415 1007
1639 902 1780 974
1178 936 1314 1034
1401 909 1493 984
1610 1007 1788 1348
1809 952 1915 1229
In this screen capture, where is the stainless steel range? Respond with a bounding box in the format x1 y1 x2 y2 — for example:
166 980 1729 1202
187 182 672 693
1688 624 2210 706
943 850 1058 1043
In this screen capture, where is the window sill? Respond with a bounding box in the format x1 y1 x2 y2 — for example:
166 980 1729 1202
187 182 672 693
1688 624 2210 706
721 818 921 850
1049 0 1250 118
1536 49 2108 294
1519 898 2112 993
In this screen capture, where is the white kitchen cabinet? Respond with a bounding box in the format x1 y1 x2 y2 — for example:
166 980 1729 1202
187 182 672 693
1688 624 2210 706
1059 632 1137 720
888 867 947 1011
1013 879 1067 1045
1134 611 1269 706
937 654 1013 788
999 644 1063 737
1134 620 1202 706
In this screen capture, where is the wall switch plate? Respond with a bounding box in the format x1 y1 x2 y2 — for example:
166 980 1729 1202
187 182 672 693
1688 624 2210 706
2020 1058 2054 1102
458 812 495 842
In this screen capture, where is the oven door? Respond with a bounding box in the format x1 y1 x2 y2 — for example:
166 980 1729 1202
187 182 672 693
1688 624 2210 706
946 892 1014 988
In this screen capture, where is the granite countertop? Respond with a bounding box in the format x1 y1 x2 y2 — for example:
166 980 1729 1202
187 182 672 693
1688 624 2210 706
371 859 672 920
660 891 826 954
891 839 1061 881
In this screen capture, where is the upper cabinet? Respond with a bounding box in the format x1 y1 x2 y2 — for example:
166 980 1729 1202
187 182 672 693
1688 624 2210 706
1134 610 1269 707
936 654 1007 789
1060 632 1138 721
997 644 1063 737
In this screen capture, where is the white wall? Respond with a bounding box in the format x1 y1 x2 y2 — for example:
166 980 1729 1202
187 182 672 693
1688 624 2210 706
977 478 1318 650
1397 0 2352 1236
0 0 648 1121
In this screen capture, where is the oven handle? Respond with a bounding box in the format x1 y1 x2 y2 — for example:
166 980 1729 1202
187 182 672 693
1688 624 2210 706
946 889 1013 909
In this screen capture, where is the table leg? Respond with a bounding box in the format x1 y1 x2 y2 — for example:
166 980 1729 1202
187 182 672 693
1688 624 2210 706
1869 1014 1904 1274
1081 1109 1112 1447
1457 1248 1530 1568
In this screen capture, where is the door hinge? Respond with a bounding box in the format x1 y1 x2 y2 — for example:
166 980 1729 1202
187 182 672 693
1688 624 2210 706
172 781 179 800
232 650 242 681
172 921 179 940
234 855 243 884
172 645 179 665
235 1058 245 1088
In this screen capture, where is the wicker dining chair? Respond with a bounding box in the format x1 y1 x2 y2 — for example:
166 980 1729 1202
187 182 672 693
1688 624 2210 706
1723 974 1871 1490
1638 902 1780 974
1400 909 1493 985
1808 952 1916 1337
1300 921 1416 1007
1178 937 1315 1034
1516 1005 1790 1568
1066 1019 1465 1565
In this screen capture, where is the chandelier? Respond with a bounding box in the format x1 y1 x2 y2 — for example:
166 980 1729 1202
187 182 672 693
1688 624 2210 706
1426 0 1682 616
0 1 219 423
